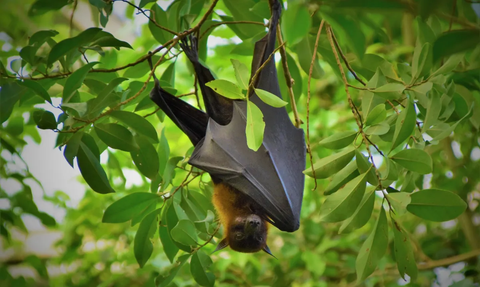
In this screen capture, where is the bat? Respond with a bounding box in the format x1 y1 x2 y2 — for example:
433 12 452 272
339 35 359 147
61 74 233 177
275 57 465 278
148 0 305 254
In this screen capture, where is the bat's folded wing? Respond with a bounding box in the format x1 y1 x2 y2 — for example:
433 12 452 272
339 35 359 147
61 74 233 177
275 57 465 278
189 101 304 232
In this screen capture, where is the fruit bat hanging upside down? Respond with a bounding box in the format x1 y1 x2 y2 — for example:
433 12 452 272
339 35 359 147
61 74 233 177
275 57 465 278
148 0 305 254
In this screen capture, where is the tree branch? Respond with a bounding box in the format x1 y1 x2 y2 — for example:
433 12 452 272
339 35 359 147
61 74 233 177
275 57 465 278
276 25 302 128
306 20 325 190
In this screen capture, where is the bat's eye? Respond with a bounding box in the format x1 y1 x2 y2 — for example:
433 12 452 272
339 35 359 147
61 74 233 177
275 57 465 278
235 232 244 240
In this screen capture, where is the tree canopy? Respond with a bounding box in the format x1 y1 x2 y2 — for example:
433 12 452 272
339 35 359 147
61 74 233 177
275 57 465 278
1 0 480 286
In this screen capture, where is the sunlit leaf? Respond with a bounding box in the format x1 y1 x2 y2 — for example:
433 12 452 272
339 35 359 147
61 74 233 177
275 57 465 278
205 79 245 100
255 88 288 108
245 101 265 151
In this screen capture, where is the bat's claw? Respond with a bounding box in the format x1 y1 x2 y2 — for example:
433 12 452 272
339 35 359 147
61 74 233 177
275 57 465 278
180 34 199 63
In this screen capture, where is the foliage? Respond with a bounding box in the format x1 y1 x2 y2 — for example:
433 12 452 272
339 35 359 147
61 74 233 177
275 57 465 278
1 0 480 286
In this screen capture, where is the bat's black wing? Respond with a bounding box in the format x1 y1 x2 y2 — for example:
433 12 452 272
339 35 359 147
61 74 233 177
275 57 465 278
188 0 306 232
149 59 208 146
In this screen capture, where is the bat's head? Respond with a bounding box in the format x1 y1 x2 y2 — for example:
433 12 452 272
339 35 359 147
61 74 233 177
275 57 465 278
214 214 274 256
212 182 275 256
228 214 268 252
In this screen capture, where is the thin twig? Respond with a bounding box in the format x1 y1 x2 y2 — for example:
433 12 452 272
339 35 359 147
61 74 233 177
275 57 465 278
114 0 179 36
306 20 324 191
247 42 286 97
448 0 457 31
60 0 219 133
199 21 266 40
276 25 302 128
176 91 195 98
5 0 219 81
69 0 78 37
331 31 366 86
61 43 175 133
192 223 221 253
143 106 161 118
327 25 383 189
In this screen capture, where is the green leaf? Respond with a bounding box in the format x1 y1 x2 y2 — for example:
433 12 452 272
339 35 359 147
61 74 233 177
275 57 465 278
391 149 432 174
432 29 480 63
157 128 170 176
282 3 311 45
365 104 386 126
373 83 405 100
190 250 215 287
29 30 59 46
423 91 441 129
32 110 57 130
205 80 244 100
171 219 198 247
245 101 265 151
386 192 411 216
0 82 27 124
412 42 432 82
124 55 163 78
29 0 69 17
160 62 176 87
392 219 418 281
390 100 416 151
304 146 355 179
77 142 115 194
383 157 399 181
90 31 132 49
324 161 360 195
222 0 264 39
131 136 160 179
63 62 99 102
47 28 102 66
134 209 160 268
319 172 367 222
356 207 388 283
103 193 159 223
155 254 191 287
429 105 474 142
18 80 52 104
322 12 365 59
355 150 378 186
255 88 288 108
364 122 390 135
159 223 179 263
318 131 357 150
339 188 375 233
432 53 464 76
131 201 156 227
86 77 127 117
230 59 249 90
295 36 324 79
148 4 170 44
111 110 158 142
63 131 84 167
94 123 138 152
161 156 183 191
407 189 467 221
139 0 156 8
25 255 49 279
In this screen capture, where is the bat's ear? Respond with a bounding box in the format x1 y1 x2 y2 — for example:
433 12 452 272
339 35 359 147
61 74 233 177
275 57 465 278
212 238 229 254
263 245 277 259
